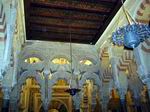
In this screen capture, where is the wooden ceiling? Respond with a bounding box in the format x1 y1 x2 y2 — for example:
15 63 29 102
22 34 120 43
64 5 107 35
24 0 123 44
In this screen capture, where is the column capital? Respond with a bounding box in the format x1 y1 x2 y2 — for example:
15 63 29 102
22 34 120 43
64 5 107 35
43 69 51 77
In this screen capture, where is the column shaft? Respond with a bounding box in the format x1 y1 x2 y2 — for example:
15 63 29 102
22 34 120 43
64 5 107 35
1 99 9 112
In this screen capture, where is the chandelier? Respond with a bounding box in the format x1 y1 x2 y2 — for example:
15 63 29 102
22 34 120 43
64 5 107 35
65 26 81 96
112 0 150 48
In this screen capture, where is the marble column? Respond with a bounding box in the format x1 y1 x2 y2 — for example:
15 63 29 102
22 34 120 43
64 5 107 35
133 97 142 112
146 81 150 101
42 69 51 112
118 89 127 112
72 92 81 112
9 100 18 112
120 99 127 112
1 87 11 112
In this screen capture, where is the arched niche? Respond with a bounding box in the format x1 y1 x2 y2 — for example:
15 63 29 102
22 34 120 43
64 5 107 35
19 78 42 112
10 70 43 111
49 79 71 112
79 79 101 112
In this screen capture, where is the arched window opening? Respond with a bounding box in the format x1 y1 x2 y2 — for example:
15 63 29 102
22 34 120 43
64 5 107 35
80 59 93 66
24 57 42 64
52 58 70 65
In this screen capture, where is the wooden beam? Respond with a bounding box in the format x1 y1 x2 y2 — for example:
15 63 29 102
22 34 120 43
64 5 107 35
29 30 93 40
29 26 96 36
29 16 100 28
30 7 105 22
73 0 116 5
30 24 97 35
29 20 99 30
28 31 93 44
30 0 111 14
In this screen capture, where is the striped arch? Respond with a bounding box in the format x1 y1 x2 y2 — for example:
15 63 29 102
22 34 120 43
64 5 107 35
102 67 112 83
0 2 7 64
100 47 112 83
0 2 6 40
117 50 134 75
135 0 150 23
100 47 109 60
10 70 43 102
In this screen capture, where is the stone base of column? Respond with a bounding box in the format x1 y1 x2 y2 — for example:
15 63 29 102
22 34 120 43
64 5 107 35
1 99 9 112
75 109 80 112
9 101 18 112
41 106 48 112
120 99 127 112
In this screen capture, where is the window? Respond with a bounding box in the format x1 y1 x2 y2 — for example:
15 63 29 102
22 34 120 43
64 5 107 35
52 58 70 65
24 57 42 64
80 59 93 66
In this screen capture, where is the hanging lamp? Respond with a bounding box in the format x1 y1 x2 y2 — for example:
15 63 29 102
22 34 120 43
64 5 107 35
65 26 81 96
112 0 150 48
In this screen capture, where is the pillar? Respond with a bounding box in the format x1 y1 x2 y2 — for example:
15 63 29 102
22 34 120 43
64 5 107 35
119 90 127 112
146 81 150 98
133 42 150 99
3 0 17 65
42 69 51 112
9 100 18 112
72 92 81 112
1 87 11 112
133 97 142 112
